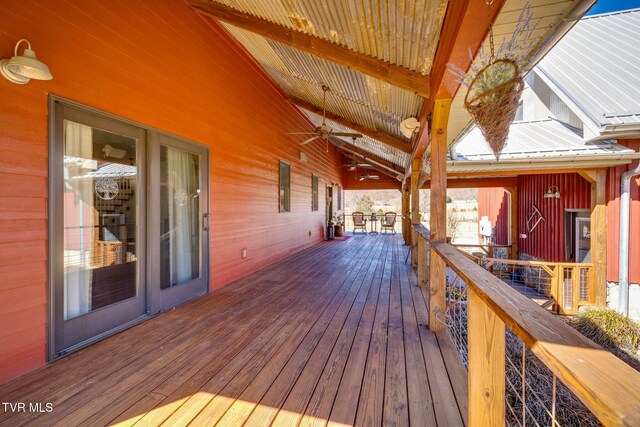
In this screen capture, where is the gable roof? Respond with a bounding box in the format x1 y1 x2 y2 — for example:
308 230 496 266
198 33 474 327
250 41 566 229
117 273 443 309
535 8 640 139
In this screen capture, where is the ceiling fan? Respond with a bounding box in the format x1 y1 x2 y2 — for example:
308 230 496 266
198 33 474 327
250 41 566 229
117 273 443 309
341 160 372 171
359 173 379 181
289 85 363 145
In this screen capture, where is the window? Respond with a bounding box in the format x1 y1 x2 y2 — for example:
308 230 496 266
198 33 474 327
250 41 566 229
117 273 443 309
336 184 342 210
311 174 319 211
279 161 291 212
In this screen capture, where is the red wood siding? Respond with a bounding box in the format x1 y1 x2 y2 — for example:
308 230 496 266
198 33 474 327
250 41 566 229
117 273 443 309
477 188 509 245
517 173 591 262
607 139 640 284
0 0 342 384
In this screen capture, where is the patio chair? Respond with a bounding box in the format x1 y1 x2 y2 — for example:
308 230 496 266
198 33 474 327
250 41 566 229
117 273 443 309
381 212 397 234
352 212 367 234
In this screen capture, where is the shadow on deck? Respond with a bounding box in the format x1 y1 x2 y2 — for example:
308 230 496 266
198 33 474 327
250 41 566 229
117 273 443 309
0 235 467 426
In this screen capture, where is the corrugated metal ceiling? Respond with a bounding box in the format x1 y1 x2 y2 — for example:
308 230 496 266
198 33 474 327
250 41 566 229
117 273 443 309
205 0 449 168
213 0 447 74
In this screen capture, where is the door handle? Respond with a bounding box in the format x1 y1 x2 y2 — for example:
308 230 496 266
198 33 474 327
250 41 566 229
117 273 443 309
203 213 210 231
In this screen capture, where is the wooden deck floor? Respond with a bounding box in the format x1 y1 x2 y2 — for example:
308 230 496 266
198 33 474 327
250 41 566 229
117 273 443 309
0 235 467 427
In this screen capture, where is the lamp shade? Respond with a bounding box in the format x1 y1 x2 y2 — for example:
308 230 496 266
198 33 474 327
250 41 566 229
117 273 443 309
7 47 53 80
0 39 52 84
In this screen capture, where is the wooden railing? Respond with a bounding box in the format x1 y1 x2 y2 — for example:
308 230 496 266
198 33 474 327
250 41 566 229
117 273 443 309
454 247 595 314
429 241 640 426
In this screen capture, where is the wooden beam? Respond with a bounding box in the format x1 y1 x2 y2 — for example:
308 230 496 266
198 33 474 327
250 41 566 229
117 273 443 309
190 0 431 98
422 177 518 189
429 99 451 331
335 143 404 174
506 187 518 259
402 182 411 245
468 289 506 426
411 158 421 268
431 0 507 99
591 170 607 306
287 96 412 153
405 0 506 174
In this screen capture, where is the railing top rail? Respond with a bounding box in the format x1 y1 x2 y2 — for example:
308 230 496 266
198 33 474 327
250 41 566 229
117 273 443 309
432 242 640 426
481 257 594 268
452 243 513 248
412 223 430 241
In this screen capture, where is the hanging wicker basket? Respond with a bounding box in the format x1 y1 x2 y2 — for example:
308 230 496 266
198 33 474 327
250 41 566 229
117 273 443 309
464 59 525 159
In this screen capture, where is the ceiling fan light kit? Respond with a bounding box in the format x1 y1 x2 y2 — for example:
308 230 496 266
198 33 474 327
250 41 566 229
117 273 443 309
399 117 420 139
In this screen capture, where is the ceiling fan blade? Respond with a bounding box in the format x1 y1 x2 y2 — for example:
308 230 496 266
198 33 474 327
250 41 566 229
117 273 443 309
359 176 365 181
332 132 363 138
328 136 345 147
300 136 320 145
370 176 380 179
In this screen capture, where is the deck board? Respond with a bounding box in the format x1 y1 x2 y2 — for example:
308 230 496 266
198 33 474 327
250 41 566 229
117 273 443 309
0 235 466 426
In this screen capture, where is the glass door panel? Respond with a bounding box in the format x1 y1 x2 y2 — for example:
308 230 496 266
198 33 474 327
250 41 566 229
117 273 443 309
63 121 139 319
53 104 146 356
149 132 209 312
160 145 201 289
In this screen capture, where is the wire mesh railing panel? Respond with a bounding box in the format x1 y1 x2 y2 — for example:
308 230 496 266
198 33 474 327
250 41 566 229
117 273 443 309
482 261 553 301
505 327 602 427
563 268 573 311
580 268 589 302
440 266 469 368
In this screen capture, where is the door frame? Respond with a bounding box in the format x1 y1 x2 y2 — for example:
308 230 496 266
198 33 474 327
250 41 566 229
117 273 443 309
47 95 211 361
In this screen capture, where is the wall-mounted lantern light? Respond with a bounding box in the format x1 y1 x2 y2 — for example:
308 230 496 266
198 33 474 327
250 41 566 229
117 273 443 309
543 185 560 199
0 39 53 85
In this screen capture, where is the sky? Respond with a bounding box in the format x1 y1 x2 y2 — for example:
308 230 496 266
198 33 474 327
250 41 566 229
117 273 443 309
586 0 640 15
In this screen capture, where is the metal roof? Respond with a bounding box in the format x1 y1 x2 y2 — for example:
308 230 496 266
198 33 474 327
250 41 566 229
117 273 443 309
536 8 640 133
450 119 640 173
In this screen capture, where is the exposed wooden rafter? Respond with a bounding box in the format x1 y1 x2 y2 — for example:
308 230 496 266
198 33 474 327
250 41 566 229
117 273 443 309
339 151 401 182
334 141 404 175
190 0 431 99
287 96 412 154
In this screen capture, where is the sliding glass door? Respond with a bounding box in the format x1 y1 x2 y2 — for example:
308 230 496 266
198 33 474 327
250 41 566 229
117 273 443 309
148 133 209 313
50 100 209 358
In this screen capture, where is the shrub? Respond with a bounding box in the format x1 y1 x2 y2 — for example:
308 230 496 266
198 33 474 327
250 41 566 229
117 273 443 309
566 308 640 370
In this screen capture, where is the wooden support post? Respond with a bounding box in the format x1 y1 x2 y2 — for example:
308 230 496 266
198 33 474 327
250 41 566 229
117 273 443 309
417 235 428 288
581 170 607 306
402 182 411 245
592 170 607 307
411 158 421 267
468 289 506 426
506 187 518 259
429 99 451 331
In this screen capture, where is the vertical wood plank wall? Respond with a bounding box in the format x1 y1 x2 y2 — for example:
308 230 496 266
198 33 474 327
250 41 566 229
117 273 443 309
0 0 343 384
517 173 591 262
477 187 510 245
